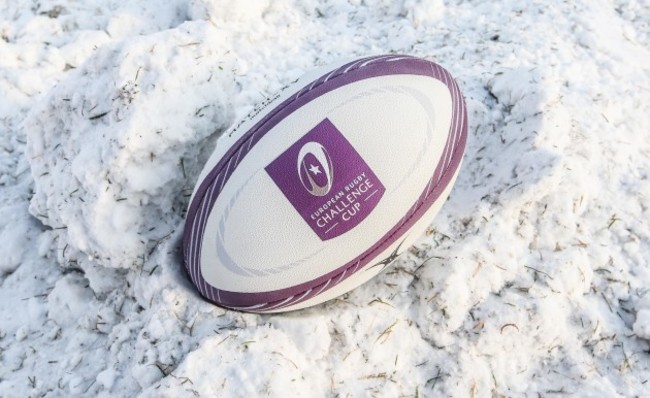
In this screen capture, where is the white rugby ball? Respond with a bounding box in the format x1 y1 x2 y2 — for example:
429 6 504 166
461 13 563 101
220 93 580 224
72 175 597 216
183 55 467 312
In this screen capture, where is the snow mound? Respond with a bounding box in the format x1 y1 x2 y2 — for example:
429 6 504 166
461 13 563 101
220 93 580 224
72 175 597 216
26 21 236 292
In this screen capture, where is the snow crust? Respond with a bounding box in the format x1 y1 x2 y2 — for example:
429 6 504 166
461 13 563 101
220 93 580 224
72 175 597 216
1 0 649 396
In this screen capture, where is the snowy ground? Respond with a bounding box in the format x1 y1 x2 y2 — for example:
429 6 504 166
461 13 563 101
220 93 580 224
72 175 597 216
1 0 649 396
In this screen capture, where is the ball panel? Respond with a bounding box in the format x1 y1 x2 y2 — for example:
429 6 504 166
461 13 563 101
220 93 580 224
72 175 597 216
182 54 468 312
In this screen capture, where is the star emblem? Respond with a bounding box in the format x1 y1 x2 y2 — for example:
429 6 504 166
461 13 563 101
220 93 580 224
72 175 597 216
309 164 321 175
368 239 407 270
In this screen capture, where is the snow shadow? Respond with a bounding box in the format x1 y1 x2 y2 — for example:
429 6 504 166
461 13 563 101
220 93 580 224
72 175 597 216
449 67 559 219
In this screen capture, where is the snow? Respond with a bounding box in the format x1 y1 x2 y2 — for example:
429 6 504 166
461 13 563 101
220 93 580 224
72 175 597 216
1 0 649 396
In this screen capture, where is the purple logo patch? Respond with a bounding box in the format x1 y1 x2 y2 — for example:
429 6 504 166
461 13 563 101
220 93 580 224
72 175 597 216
266 118 385 241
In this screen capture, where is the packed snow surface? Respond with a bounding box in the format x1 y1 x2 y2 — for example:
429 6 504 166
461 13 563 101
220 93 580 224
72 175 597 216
1 0 649 396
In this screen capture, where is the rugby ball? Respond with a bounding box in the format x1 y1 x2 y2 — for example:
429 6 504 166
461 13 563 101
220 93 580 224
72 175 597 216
183 55 467 312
